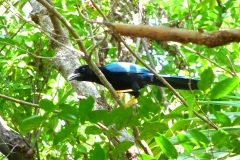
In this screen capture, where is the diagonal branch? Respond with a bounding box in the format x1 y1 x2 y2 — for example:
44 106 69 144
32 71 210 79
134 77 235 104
36 0 126 107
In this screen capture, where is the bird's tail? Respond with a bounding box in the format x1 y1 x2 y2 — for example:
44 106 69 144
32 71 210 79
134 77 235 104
151 75 199 90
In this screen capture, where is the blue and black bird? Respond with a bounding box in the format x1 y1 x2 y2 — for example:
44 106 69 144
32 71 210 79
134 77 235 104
67 62 199 102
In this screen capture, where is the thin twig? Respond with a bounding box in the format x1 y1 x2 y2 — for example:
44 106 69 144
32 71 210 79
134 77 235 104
226 55 237 76
90 0 108 21
132 126 153 156
88 31 108 60
141 38 169 110
187 0 195 31
0 21 26 53
5 1 84 58
36 0 87 54
183 45 235 76
0 94 39 108
0 93 60 113
81 0 99 65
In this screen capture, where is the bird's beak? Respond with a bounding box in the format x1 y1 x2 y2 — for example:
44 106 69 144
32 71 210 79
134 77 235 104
67 73 81 81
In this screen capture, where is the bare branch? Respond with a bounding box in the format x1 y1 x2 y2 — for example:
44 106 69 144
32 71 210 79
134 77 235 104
105 23 240 48
0 94 38 108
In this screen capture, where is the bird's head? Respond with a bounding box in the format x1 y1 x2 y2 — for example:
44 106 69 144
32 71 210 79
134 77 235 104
67 65 95 81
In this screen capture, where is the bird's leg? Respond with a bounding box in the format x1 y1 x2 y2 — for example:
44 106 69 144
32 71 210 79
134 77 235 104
113 89 134 99
125 90 140 107
115 81 140 107
116 89 134 93
110 91 123 99
111 89 135 106
125 97 137 107
121 82 140 107
116 91 123 99
115 90 139 107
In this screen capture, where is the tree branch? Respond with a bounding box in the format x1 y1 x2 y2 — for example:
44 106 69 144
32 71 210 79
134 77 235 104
104 23 240 48
0 94 38 108
0 116 34 160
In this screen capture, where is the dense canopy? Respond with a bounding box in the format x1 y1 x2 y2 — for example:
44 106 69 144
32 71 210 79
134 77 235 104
0 0 240 159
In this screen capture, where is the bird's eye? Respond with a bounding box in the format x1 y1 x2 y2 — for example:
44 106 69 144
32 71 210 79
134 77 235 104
80 67 85 73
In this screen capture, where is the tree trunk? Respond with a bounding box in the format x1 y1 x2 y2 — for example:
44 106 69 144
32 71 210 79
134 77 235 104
0 116 34 160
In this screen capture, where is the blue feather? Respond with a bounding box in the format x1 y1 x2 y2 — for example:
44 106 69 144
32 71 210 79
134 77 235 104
105 62 151 74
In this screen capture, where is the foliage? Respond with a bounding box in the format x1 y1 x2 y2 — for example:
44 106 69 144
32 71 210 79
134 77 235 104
1 0 240 159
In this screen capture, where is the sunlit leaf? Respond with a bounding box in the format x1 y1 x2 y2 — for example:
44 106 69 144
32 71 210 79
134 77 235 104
20 115 46 134
89 143 105 160
113 141 134 158
198 67 214 92
39 99 57 112
189 129 210 148
155 135 178 159
79 96 95 123
53 124 76 146
58 104 79 122
211 78 239 99
88 110 108 123
214 111 231 126
177 133 193 153
85 126 102 135
139 122 168 139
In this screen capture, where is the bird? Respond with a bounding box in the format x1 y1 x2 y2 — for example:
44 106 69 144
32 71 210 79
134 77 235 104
67 62 199 105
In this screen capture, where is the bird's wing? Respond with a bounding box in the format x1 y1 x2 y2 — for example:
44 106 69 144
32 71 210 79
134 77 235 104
104 62 151 74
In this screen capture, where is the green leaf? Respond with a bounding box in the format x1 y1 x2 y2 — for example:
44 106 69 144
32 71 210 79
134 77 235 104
196 153 212 159
89 143 105 160
0 16 5 21
165 119 190 137
103 106 126 126
211 77 239 99
113 141 134 158
79 96 95 122
53 124 76 146
196 0 210 10
39 99 57 112
88 110 108 123
139 122 168 140
137 154 155 160
138 96 160 118
198 67 214 92
177 133 190 143
189 129 210 148
56 88 74 106
115 106 137 130
177 134 193 153
77 144 88 153
0 35 17 46
211 130 228 148
85 126 102 135
186 94 196 118
103 106 138 130
232 116 240 126
155 135 178 159
198 101 240 107
209 0 216 9
46 116 58 131
214 111 231 126
20 115 46 134
58 104 78 122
